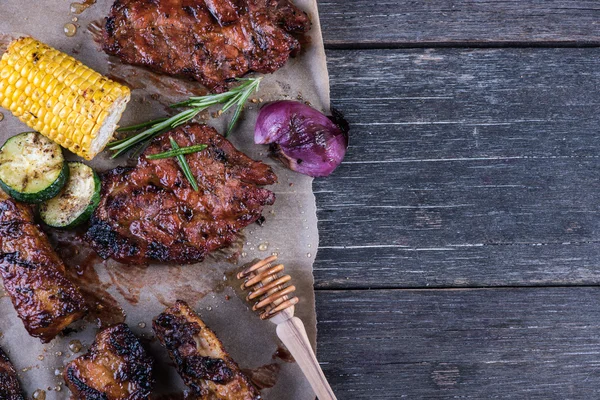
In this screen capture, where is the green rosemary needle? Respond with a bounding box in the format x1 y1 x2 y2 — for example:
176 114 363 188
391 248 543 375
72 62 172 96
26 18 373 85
108 77 263 158
169 137 199 191
109 108 201 158
116 117 169 132
146 144 207 160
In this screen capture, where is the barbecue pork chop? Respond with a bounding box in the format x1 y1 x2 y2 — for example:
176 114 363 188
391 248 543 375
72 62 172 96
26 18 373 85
102 0 311 92
153 301 260 399
0 190 87 343
0 348 24 400
64 323 154 399
86 124 276 265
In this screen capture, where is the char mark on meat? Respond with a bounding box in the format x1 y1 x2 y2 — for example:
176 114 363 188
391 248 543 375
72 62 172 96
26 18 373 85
86 124 276 265
153 300 260 399
0 191 87 343
64 323 154 400
102 0 310 92
0 348 24 400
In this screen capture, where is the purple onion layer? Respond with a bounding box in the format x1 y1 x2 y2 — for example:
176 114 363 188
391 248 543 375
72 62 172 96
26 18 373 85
254 100 349 177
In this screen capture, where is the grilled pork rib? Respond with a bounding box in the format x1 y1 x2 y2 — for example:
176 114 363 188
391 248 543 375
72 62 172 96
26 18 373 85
153 301 260 399
64 323 154 400
102 0 310 92
86 124 276 265
0 190 86 343
0 348 24 400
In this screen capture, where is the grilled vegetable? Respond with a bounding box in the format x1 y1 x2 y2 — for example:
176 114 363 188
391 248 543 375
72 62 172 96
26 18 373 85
0 132 68 203
40 162 101 228
255 101 349 177
0 36 130 160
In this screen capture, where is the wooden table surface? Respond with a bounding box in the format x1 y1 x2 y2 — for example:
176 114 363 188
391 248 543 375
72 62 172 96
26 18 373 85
314 2 600 398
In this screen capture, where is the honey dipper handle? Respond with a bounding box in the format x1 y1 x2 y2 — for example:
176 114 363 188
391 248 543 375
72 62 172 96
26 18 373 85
276 317 337 400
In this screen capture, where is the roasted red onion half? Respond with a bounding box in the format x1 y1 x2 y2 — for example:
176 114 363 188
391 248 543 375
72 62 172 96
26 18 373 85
254 101 349 177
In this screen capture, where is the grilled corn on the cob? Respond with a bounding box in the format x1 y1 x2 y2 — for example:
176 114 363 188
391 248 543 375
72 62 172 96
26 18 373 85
0 37 130 160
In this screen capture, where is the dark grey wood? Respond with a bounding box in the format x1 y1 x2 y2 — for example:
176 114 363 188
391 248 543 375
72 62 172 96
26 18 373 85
318 0 600 47
311 5 600 400
316 287 600 399
313 48 600 289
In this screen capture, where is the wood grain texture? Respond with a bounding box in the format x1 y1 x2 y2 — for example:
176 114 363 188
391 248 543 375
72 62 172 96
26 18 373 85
318 0 600 47
313 48 600 289
311 5 600 400
316 288 600 399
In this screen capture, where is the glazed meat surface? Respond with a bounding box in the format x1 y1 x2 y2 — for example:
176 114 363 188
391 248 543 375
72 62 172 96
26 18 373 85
64 323 154 399
0 190 86 343
0 348 24 400
153 301 260 399
86 124 276 265
102 0 310 92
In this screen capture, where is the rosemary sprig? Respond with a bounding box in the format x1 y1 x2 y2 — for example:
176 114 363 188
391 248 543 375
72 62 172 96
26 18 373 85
109 108 201 158
117 117 169 132
174 77 262 136
108 77 263 158
169 137 199 191
146 144 207 160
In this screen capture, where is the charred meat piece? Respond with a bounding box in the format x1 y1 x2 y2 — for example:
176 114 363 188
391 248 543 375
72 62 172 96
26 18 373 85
86 124 276 265
0 348 24 400
0 190 86 343
102 0 311 92
64 323 154 399
153 301 260 399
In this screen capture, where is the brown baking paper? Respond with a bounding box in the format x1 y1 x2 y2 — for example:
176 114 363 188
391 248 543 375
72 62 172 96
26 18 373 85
0 1 329 398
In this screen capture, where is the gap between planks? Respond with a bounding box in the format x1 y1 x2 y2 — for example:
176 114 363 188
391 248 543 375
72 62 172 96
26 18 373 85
314 284 600 292
324 41 600 50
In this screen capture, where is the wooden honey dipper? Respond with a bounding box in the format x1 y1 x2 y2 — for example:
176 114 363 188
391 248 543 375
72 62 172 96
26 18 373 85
237 255 337 400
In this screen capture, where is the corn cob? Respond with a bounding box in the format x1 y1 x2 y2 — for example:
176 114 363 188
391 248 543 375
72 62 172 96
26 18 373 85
0 37 130 160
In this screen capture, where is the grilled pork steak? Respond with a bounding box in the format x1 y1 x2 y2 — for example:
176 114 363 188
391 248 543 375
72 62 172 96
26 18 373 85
0 348 24 400
0 190 87 343
153 301 260 399
102 0 311 92
86 124 276 265
64 323 154 399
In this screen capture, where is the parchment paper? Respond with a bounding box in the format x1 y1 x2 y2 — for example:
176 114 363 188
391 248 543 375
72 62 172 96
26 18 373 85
0 1 329 398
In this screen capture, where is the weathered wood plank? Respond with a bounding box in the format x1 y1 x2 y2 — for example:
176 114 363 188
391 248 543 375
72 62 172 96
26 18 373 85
318 0 600 46
316 288 600 399
314 48 600 288
314 243 600 289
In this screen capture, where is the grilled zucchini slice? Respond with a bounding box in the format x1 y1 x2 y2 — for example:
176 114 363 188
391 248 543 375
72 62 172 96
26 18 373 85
0 132 68 203
40 162 101 229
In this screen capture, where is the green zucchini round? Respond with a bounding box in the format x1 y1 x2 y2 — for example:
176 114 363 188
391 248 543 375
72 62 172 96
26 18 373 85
0 132 68 203
39 162 101 229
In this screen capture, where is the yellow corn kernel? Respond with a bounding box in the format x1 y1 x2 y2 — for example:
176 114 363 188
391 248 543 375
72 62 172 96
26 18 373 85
0 37 130 160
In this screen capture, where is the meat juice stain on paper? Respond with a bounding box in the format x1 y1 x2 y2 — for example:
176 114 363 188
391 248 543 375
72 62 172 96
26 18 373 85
49 229 126 327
